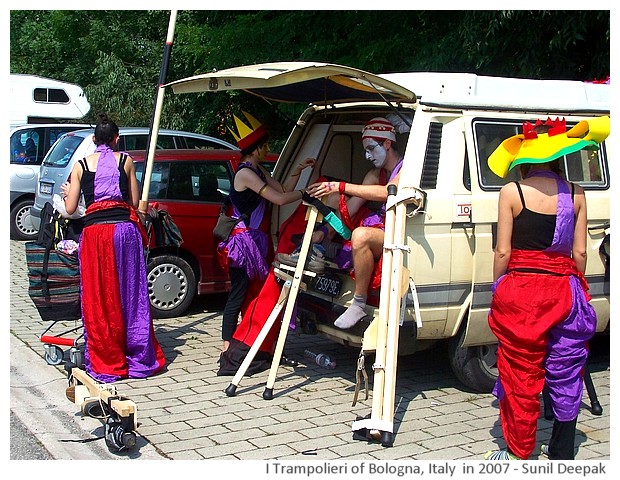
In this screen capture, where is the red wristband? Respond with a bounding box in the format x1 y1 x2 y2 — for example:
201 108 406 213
339 181 346 194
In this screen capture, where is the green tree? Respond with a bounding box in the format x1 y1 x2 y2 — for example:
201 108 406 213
10 10 609 146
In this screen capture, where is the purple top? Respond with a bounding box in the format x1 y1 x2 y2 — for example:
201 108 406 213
93 145 123 202
526 170 574 256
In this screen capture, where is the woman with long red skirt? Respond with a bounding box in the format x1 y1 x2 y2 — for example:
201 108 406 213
61 112 165 383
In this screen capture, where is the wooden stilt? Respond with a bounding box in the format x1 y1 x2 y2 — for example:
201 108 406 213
221 200 321 399
263 204 320 399
224 281 291 397
351 185 398 439
380 199 408 446
352 184 426 446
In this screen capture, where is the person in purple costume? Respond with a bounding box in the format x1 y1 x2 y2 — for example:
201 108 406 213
218 111 315 353
61 112 165 382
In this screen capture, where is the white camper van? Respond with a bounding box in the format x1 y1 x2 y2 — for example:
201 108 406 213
9 74 91 239
167 63 610 392
9 74 90 127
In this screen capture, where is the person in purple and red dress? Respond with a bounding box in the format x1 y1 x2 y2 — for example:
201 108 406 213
61 112 166 383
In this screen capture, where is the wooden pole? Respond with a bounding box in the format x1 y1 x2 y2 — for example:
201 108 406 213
367 183 397 437
138 9 178 215
380 198 408 446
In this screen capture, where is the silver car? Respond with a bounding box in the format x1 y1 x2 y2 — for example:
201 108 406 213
10 123 90 240
31 127 237 230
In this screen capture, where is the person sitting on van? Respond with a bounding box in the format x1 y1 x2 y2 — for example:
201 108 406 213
306 117 403 329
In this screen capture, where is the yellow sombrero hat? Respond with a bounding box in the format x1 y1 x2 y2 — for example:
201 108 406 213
488 116 610 178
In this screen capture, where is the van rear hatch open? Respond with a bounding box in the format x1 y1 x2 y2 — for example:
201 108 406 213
166 62 415 105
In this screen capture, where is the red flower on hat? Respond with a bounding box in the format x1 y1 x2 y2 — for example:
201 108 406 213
545 117 566 137
522 117 566 139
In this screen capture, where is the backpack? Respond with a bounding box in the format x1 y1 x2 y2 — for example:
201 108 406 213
37 201 83 249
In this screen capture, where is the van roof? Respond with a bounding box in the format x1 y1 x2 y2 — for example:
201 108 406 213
167 62 609 114
381 72 610 113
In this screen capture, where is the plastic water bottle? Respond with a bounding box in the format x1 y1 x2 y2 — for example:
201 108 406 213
304 349 336 369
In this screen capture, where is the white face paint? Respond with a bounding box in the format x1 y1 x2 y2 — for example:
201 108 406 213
363 139 387 168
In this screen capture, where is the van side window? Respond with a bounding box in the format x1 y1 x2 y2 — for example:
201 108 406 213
564 148 606 186
474 122 521 190
474 120 609 190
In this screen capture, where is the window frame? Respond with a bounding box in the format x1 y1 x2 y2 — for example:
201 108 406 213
471 118 609 192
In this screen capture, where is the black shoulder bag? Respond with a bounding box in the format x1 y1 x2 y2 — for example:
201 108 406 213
213 197 248 242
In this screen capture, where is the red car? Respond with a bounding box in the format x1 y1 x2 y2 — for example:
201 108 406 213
130 149 277 318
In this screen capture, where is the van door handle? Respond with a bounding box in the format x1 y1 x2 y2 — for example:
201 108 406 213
588 222 610 232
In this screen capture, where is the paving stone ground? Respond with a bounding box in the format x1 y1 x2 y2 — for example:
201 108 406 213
9 239 610 461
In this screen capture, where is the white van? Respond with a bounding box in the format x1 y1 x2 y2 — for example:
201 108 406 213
9 74 90 127
168 63 610 392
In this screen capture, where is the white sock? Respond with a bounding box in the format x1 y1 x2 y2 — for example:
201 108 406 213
334 294 367 329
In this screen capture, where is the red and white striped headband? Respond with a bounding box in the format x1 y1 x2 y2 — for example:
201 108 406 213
362 117 396 142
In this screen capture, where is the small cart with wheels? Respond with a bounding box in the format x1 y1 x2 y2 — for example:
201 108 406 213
40 322 84 366
26 240 83 366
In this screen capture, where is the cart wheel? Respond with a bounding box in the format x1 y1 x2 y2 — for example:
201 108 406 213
44 345 64 365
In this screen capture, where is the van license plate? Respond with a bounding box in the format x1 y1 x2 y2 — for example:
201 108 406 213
314 274 342 297
39 183 52 195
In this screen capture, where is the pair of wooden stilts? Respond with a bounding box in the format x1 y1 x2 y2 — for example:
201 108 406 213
223 185 426 449
224 201 321 399
350 184 418 447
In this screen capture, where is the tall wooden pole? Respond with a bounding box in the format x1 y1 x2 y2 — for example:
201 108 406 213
139 10 178 214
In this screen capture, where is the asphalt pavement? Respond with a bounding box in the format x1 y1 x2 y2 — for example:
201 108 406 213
9 238 610 464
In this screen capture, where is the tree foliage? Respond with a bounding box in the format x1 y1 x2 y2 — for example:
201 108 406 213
10 10 609 147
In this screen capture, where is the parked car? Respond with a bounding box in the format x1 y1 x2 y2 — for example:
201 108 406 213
130 149 278 318
31 127 238 231
166 62 610 392
10 123 89 240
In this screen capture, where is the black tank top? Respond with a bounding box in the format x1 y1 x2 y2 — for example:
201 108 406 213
78 153 130 206
511 181 574 250
229 163 266 217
